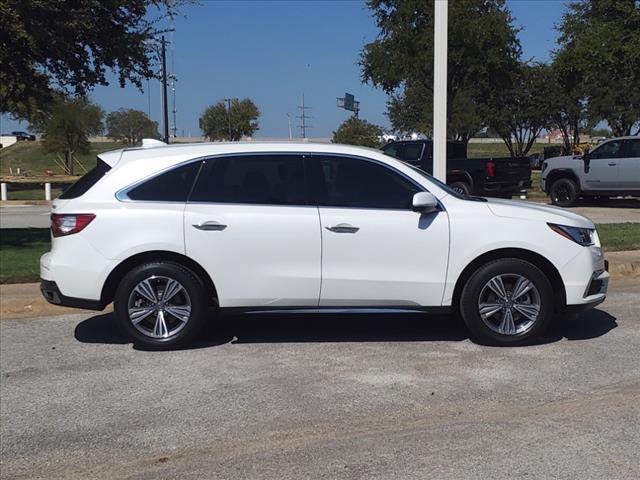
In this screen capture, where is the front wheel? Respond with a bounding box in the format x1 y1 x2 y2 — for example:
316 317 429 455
549 178 578 207
114 262 208 349
459 259 553 346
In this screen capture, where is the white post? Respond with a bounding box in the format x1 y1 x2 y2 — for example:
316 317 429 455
1 183 7 201
45 183 52 201
433 0 448 182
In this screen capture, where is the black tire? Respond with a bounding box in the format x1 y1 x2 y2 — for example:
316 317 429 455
449 181 471 196
549 178 579 207
459 258 554 346
114 261 209 349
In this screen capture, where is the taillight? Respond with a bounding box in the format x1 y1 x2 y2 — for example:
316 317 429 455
485 160 495 177
51 214 96 237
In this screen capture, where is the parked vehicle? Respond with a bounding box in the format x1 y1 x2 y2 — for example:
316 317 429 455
541 136 640 207
41 141 608 348
382 139 531 197
11 131 36 141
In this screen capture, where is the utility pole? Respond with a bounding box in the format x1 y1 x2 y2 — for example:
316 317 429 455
297 93 312 139
286 114 292 140
169 27 177 139
160 35 170 143
432 0 448 182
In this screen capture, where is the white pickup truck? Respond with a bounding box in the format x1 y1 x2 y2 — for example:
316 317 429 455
541 136 640 206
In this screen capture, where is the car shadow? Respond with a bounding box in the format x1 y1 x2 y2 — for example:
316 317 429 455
545 198 640 209
74 308 617 350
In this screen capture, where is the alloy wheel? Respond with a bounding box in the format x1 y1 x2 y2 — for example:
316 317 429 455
127 276 192 339
477 274 541 336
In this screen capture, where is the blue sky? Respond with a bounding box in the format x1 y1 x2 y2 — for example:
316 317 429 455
2 0 568 138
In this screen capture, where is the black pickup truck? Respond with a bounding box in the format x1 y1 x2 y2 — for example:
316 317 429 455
381 140 531 197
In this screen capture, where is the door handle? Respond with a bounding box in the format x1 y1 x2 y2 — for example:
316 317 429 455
325 223 359 234
608 162 617 166
193 221 227 231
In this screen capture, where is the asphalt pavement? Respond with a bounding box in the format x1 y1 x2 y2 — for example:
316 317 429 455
1 278 639 479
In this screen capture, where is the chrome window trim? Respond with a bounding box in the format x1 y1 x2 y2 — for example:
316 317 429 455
115 150 441 211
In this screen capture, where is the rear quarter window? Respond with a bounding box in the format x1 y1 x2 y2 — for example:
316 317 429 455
59 159 111 199
126 161 202 202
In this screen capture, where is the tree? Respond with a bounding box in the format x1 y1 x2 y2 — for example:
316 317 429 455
547 53 589 155
332 117 384 148
556 0 640 136
200 99 260 141
0 0 186 120
488 63 553 158
361 0 521 143
32 97 104 175
106 109 159 147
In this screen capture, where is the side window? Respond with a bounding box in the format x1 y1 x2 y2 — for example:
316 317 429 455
590 140 624 160
190 155 308 205
316 156 421 209
401 143 424 163
382 143 401 159
625 139 640 158
127 161 201 202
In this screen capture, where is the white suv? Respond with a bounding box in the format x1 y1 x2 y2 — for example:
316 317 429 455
40 141 609 348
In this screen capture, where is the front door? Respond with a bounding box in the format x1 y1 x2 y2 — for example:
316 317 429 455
184 154 321 307
584 139 624 190
311 155 450 307
619 139 640 190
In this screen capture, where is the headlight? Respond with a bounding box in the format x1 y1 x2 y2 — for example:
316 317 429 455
548 223 595 246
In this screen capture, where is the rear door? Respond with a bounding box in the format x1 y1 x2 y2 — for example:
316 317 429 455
183 154 321 307
311 154 449 307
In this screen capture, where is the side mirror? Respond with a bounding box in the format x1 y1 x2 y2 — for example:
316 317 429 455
412 192 438 213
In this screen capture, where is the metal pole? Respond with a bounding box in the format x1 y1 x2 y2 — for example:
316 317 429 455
161 36 170 143
1 183 7 201
287 114 292 140
44 183 51 201
433 0 448 182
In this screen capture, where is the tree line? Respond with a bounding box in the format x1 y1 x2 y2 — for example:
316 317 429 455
1 0 637 162
358 0 640 157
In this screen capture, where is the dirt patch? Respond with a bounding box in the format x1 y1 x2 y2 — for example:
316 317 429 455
0 283 108 320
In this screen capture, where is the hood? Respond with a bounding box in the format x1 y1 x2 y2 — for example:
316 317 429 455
486 198 594 228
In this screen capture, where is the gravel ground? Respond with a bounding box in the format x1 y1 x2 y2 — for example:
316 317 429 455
1 278 639 479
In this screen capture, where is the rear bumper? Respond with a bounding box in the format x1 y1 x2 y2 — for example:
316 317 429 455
481 179 530 195
40 279 105 311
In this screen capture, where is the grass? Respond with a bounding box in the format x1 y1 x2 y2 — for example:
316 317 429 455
466 141 546 159
1 223 638 284
0 141 118 177
0 229 50 283
595 223 640 252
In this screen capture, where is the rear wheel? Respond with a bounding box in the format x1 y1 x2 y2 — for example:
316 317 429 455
449 181 471 196
459 259 553 346
114 262 208 349
549 178 578 207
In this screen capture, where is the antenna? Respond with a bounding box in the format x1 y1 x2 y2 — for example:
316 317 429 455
297 93 312 138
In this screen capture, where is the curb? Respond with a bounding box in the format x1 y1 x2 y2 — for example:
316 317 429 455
0 200 51 206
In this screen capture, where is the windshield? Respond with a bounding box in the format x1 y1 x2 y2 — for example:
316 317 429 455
402 162 487 202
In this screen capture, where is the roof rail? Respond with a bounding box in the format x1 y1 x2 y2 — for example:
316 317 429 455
141 138 168 148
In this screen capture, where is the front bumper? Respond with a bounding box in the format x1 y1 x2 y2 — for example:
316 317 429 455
40 279 105 311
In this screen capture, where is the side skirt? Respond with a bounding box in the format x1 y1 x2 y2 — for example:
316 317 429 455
219 306 452 316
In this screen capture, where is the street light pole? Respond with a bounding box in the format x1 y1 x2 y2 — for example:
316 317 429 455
433 0 448 182
160 35 170 143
